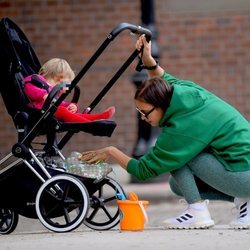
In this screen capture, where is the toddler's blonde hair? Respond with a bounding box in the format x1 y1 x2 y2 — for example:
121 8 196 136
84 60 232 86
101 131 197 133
39 58 75 81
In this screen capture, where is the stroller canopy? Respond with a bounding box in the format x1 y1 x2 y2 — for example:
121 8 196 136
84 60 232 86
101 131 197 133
0 17 41 116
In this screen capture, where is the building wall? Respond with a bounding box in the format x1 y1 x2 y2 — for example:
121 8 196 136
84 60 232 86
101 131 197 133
0 0 250 158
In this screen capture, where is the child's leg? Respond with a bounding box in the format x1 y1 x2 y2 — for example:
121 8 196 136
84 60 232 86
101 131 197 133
80 106 115 121
55 106 91 122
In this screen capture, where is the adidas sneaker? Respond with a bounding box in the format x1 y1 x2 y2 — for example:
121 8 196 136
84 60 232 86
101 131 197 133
162 200 215 229
229 198 250 229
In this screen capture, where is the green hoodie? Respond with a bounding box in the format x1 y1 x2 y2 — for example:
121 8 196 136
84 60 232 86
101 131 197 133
127 71 250 181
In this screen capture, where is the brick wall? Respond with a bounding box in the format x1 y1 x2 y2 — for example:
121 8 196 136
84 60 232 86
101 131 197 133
0 1 250 158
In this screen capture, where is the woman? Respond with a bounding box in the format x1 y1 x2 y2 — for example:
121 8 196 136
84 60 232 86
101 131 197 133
80 35 250 229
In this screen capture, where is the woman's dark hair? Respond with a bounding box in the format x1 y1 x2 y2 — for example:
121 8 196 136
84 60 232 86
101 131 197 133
134 76 173 112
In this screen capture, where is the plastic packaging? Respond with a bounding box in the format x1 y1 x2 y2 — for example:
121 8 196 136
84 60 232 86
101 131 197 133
65 151 112 180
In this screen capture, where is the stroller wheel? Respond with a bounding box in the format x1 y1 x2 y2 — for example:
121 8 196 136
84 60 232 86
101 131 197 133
0 208 19 234
35 175 89 233
84 177 126 230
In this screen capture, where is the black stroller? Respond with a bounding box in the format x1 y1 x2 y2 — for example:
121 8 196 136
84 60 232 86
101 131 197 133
0 17 151 234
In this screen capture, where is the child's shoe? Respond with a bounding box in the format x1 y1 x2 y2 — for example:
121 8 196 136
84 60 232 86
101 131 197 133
229 198 250 229
162 200 214 229
101 106 115 120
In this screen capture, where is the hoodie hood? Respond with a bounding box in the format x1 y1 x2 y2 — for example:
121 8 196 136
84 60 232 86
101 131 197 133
159 84 207 128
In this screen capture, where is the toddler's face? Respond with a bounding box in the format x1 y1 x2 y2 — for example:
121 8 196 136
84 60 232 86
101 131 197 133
56 75 73 84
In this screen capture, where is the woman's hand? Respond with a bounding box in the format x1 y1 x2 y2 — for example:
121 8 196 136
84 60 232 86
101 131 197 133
136 35 164 77
80 146 132 169
136 35 154 66
80 147 111 164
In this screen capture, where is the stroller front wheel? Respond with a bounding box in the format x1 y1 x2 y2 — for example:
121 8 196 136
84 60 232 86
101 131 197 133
35 174 89 233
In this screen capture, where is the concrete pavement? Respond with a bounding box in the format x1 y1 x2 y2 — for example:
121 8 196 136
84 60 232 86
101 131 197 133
2 224 250 250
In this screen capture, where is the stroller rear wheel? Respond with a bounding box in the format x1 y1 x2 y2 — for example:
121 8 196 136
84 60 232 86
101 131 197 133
35 175 89 233
0 208 19 234
84 177 126 230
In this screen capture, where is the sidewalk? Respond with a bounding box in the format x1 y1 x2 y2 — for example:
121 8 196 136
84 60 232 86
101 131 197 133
3 189 248 250
3 224 249 250
14 179 235 232
3 168 249 250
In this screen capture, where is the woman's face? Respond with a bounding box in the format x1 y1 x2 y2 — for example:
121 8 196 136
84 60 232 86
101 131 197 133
135 99 164 127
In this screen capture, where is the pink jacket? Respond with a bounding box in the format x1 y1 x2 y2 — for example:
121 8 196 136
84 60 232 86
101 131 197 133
23 74 77 110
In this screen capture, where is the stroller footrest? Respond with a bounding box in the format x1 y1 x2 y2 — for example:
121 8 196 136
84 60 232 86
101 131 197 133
58 120 116 137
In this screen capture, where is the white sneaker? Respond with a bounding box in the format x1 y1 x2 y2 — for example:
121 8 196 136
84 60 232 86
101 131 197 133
162 200 215 229
229 198 250 229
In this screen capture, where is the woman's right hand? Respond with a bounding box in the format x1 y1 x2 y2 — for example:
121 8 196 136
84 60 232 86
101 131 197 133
80 146 132 170
79 148 111 164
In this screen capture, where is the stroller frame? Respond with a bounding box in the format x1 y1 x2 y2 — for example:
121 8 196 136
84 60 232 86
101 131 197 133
0 17 151 234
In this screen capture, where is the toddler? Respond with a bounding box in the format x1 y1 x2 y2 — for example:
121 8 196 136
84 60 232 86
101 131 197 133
23 58 115 122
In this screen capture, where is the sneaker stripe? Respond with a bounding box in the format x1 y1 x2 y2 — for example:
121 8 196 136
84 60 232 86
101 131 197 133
240 202 247 210
240 214 247 218
185 213 193 219
240 207 247 215
180 216 188 221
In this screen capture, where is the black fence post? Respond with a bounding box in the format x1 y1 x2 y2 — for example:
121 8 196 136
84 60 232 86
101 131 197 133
131 0 164 183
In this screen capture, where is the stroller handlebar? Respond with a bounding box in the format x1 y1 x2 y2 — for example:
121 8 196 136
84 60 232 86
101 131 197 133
110 22 152 42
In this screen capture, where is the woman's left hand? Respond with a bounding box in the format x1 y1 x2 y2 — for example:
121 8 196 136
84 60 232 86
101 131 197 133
79 148 110 164
136 35 152 64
